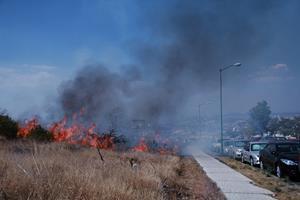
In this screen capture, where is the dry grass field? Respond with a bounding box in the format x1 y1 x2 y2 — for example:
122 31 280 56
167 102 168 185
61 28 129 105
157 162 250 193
218 156 300 200
0 140 225 200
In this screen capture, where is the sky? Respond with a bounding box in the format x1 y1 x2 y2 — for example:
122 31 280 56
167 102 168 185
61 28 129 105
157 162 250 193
0 0 300 120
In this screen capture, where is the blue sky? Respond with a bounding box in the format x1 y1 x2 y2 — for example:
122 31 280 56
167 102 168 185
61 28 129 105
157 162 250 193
0 0 137 67
1 0 300 118
0 0 138 116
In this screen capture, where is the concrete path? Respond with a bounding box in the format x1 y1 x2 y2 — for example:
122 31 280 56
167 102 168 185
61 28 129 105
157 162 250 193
194 152 276 200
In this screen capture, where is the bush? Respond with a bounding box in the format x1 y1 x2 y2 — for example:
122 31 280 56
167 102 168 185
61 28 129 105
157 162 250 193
27 125 53 141
0 114 18 139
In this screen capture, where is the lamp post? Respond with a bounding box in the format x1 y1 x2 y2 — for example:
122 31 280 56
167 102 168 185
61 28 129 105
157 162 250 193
219 62 241 154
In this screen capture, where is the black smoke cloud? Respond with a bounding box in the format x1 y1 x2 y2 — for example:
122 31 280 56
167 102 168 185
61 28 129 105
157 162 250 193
58 0 293 127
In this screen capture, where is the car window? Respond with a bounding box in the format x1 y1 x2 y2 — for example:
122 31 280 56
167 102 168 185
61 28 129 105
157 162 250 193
224 141 233 146
235 141 246 147
276 137 286 141
267 144 276 152
277 144 300 153
264 144 270 150
251 143 267 151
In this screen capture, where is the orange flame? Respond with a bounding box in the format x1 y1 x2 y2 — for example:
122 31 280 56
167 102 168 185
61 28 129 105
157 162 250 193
17 111 178 155
132 134 178 155
48 116 114 150
132 138 149 152
17 111 115 150
18 118 39 137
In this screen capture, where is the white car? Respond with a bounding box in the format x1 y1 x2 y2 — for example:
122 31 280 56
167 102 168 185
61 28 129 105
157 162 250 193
242 142 267 166
228 140 249 159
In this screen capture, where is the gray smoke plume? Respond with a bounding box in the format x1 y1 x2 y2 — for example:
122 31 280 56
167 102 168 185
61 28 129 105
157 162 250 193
58 0 295 128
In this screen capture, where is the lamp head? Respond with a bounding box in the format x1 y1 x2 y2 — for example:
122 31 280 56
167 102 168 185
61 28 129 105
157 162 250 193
233 62 242 67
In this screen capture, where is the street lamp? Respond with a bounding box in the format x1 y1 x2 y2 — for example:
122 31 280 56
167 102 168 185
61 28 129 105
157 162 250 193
219 62 241 154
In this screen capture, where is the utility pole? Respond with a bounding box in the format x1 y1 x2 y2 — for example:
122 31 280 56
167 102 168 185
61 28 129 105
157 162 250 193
219 63 241 154
220 69 224 154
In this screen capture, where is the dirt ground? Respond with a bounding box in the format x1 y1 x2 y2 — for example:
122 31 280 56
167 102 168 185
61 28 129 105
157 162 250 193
0 140 225 200
218 156 300 200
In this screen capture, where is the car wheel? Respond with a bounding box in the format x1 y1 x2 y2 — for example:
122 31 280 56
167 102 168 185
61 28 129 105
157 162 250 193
260 160 264 170
276 165 283 178
250 158 254 166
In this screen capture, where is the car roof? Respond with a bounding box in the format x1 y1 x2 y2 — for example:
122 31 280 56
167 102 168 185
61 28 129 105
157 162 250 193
232 139 249 142
259 138 287 142
266 141 300 145
249 141 268 144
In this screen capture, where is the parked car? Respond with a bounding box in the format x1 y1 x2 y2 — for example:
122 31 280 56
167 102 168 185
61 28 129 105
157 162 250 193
223 140 233 155
242 142 267 166
259 142 300 179
228 139 249 159
260 136 287 142
211 139 233 153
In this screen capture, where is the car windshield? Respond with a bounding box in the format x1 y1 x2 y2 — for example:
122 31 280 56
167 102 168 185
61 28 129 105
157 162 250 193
224 141 233 146
277 144 300 153
251 143 266 151
235 141 246 147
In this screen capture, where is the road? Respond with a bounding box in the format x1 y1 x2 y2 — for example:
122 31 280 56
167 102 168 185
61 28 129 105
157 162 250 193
194 152 276 200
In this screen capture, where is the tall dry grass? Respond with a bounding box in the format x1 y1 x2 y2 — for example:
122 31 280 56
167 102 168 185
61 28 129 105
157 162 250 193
0 140 182 200
0 141 225 200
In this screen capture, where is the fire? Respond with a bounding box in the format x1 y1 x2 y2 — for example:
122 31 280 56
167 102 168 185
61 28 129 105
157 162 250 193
49 116 114 149
17 111 179 155
18 118 39 137
17 112 115 150
132 134 178 155
132 138 149 152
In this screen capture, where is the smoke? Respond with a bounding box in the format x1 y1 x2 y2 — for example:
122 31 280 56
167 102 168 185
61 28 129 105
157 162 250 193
59 65 131 123
58 0 293 128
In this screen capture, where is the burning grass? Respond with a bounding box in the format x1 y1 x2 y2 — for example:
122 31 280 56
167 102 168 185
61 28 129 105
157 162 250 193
0 141 224 200
16 115 178 155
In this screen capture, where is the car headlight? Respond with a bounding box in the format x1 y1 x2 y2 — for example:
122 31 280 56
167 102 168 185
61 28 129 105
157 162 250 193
280 159 298 166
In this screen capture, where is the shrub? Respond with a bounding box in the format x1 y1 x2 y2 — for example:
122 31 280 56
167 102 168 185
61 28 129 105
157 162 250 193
0 114 18 139
27 125 53 141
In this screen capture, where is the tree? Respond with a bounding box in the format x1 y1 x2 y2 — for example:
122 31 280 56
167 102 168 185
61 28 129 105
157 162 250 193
249 100 271 135
0 114 18 139
278 118 296 136
267 117 281 135
241 124 257 138
28 125 53 141
294 117 300 140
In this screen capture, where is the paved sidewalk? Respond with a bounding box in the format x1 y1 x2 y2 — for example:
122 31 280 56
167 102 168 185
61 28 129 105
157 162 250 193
194 152 276 200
